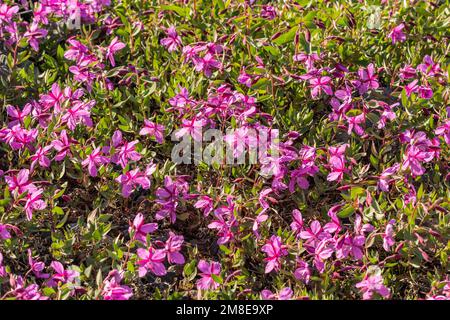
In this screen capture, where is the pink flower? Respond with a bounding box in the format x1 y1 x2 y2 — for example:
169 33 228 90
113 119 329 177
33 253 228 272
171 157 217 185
139 119 165 144
5 169 37 195
356 274 390 300
175 118 206 142
30 145 52 171
24 22 48 52
404 79 419 96
52 130 74 161
327 156 348 182
417 55 441 77
346 113 366 136
382 220 395 252
196 260 221 290
27 249 49 279
0 4 19 24
0 224 12 240
160 26 182 52
300 220 331 247
208 196 237 244
164 232 185 265
0 252 6 277
193 53 222 77
260 5 277 20
116 168 151 198
194 195 214 217
377 163 400 191
105 37 126 67
129 213 158 243
290 209 304 236
168 87 194 112
354 63 379 95
101 269 133 300
435 120 450 145
261 235 288 273
155 176 179 223
137 246 167 277
61 100 94 130
23 188 47 220
309 76 333 98
113 140 142 168
294 259 311 284
48 261 80 287
388 23 406 44
418 85 433 99
238 69 254 87
6 104 32 128
40 83 65 113
335 234 365 260
399 64 416 79
81 147 109 177
261 287 293 300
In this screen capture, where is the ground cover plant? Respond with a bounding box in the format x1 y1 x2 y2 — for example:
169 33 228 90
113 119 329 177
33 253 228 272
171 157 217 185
0 0 449 300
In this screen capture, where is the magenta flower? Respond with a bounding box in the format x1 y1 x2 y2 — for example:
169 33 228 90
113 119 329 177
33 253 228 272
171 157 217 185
105 37 126 67
10 276 48 300
28 249 49 279
129 213 158 243
309 76 333 98
399 64 416 79
160 26 182 52
238 69 254 87
356 274 390 300
377 163 400 192
382 220 396 252
327 156 348 182
435 120 450 145
290 209 304 236
164 232 185 265
0 4 19 24
30 145 52 171
417 55 441 77
354 63 379 95
48 261 80 287
139 119 165 144
52 130 73 161
101 269 133 300
175 118 206 142
40 83 65 113
6 104 32 128
261 235 288 273
155 176 179 223
61 100 94 130
404 79 419 96
194 195 214 217
0 252 6 277
388 23 406 44
193 53 222 77
196 260 221 291
261 287 293 300
335 234 365 260
5 169 37 195
23 188 47 221
116 168 151 198
137 246 167 277
260 5 277 20
294 259 311 284
300 220 331 247
208 196 238 245
24 22 48 52
81 147 109 177
0 224 12 240
113 140 142 168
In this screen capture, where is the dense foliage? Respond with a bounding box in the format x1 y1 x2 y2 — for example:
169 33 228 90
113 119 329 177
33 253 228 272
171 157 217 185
0 0 449 300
